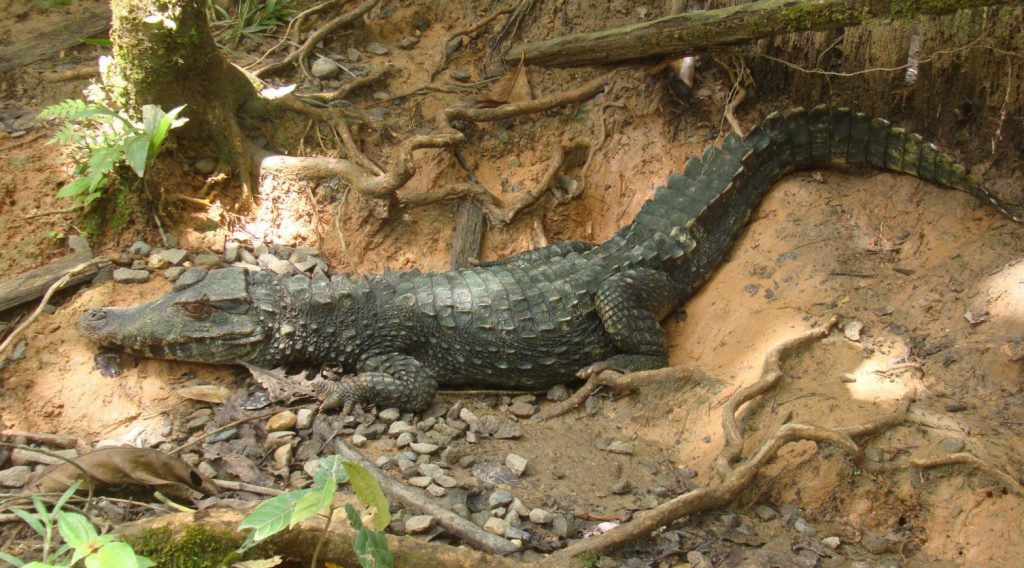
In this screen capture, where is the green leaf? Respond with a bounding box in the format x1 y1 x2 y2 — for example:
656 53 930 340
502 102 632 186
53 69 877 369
353 527 393 568
57 512 98 550
123 134 152 177
146 104 187 158
313 455 349 489
343 461 391 531
10 507 45 536
84 542 140 568
135 555 156 568
22 562 60 568
57 177 94 198
53 481 83 515
238 489 309 542
0 551 26 567
80 38 112 46
290 476 336 528
344 504 363 530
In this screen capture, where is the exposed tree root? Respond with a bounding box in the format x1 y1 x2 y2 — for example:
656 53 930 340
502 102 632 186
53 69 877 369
534 366 699 422
432 8 513 80
253 0 377 78
330 437 521 555
531 316 1021 565
307 63 396 103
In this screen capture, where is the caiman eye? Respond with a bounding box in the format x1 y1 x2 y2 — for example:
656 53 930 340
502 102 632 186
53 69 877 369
181 302 214 320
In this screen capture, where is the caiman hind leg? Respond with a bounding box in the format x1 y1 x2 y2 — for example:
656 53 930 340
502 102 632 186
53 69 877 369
316 353 437 413
580 268 676 378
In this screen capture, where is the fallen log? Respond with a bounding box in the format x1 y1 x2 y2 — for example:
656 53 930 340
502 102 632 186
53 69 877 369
505 0 1024 67
0 236 96 313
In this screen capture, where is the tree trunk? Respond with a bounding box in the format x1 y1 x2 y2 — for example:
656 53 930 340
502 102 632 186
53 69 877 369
506 0 1024 67
110 0 257 198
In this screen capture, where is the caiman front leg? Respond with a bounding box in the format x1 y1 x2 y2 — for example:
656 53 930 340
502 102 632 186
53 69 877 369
316 353 437 414
580 268 675 378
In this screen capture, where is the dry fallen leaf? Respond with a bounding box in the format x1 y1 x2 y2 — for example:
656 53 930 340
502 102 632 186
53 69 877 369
175 384 233 403
477 60 532 106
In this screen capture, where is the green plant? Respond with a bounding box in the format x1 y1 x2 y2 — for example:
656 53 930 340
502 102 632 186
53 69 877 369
206 0 294 47
238 456 393 568
0 482 154 568
37 98 187 207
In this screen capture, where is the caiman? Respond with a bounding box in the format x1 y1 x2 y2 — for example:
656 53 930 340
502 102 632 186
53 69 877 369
79 106 1022 412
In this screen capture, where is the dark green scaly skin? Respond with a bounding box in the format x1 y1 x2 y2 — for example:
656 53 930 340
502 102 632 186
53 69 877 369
79 106 1021 412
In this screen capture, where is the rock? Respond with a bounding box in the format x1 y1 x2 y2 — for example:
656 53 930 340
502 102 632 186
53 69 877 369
311 57 341 79
257 253 278 267
687 551 713 568
505 453 528 476
194 158 217 175
546 384 569 401
128 240 152 257
273 444 292 469
822 536 841 549
12 447 78 466
843 320 864 341
389 420 415 435
529 508 554 524
552 514 570 537
0 465 32 488
296 408 314 430
945 401 969 412
609 480 632 495
426 483 446 497
193 253 223 269
861 533 888 554
450 70 472 82
345 47 361 62
207 427 238 442
112 268 150 284
405 515 435 533
864 447 884 462
939 437 966 453
488 491 514 508
163 233 179 248
793 518 817 536
355 423 386 440
409 476 432 488
239 249 258 265
398 36 419 49
379 407 401 421
395 432 413 448
1003 341 1024 361
364 42 389 55
410 442 439 454
508 402 536 418
293 258 318 273
267 411 298 432
492 421 522 439
459 408 481 431
158 248 190 266
164 266 186 281
350 434 368 447
418 463 443 477
268 259 294 275
434 473 458 488
602 441 634 455
484 517 510 536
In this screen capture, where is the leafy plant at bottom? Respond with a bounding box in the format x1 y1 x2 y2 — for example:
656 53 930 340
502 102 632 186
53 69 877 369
237 455 393 568
37 98 187 207
0 481 154 568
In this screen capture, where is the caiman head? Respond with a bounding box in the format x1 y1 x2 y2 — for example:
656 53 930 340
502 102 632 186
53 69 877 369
79 266 290 367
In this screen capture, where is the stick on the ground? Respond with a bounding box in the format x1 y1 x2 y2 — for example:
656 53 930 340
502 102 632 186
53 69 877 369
450 201 486 269
534 366 699 422
331 437 521 556
505 0 1021 67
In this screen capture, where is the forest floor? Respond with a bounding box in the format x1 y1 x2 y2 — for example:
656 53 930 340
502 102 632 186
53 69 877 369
1 1 1023 567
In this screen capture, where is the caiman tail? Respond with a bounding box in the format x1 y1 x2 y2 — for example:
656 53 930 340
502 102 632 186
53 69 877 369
596 105 1021 298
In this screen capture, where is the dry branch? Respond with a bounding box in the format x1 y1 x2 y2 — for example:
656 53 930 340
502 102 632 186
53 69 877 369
505 0 1024 67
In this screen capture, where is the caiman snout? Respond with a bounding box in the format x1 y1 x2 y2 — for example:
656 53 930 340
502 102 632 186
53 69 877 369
79 308 110 338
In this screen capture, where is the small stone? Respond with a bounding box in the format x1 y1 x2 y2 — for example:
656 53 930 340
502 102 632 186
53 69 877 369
194 158 217 175
505 453 528 476
164 266 186 281
939 437 966 453
434 473 458 488
843 320 864 341
609 480 632 495
266 259 292 275
379 408 401 421
405 515 435 534
687 551 713 568
398 36 419 49
354 423 386 440
426 483 447 497
311 57 341 79
945 401 969 412
603 441 634 455
397 459 417 477
492 421 522 439
409 476 432 488
128 240 152 257
372 90 390 101
158 249 190 266
193 253 223 269
545 384 569 401
112 268 150 284
267 411 297 432
864 447 884 462
207 427 238 443
364 42 389 55
418 463 443 477
410 442 439 454
459 408 481 431
508 402 536 418
163 233 179 248
345 47 362 62
389 420 415 435
484 517 510 536
1003 341 1024 361
450 70 471 82
296 408 314 430
239 249 258 265
754 505 778 521
351 434 368 447
552 514 570 537
375 456 392 469
293 258 318 273
0 466 32 488
822 536 841 549
257 253 278 267
488 491 514 508
528 508 553 524
793 518 817 536
273 444 292 469
395 432 414 448
861 533 888 554
147 253 171 269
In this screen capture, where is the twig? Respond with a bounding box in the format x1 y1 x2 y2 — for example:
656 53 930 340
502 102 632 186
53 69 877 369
247 0 348 70
254 0 377 78
534 367 699 422
41 66 96 81
334 187 359 275
21 206 80 219
0 430 78 449
432 8 513 80
331 437 520 555
212 479 285 496
306 64 395 103
0 258 110 356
